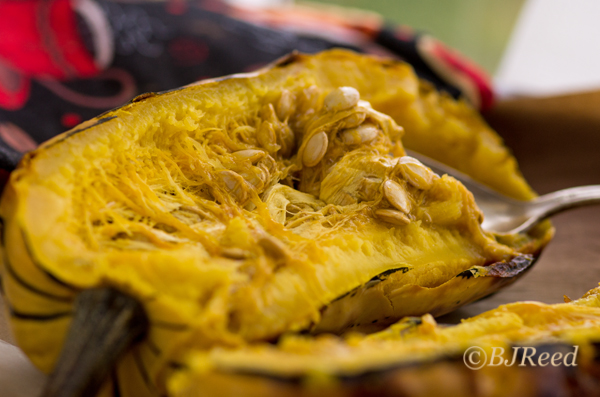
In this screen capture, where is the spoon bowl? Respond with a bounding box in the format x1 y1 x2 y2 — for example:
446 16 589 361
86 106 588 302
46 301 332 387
406 150 600 234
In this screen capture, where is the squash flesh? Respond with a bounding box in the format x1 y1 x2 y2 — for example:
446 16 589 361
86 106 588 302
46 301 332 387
169 287 600 397
0 50 552 393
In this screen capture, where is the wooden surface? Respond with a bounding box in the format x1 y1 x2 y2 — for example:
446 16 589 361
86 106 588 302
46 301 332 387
1 93 600 336
441 92 600 322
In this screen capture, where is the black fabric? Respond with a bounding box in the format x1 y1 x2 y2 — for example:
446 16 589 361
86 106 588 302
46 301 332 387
375 26 462 99
0 0 483 172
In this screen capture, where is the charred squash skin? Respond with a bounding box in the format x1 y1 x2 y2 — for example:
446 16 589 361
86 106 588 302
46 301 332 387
314 253 537 334
0 50 552 396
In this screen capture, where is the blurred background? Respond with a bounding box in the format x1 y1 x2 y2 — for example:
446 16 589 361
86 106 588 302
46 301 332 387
307 0 525 74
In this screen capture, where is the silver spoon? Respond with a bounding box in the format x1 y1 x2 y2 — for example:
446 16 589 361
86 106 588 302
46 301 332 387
406 150 600 234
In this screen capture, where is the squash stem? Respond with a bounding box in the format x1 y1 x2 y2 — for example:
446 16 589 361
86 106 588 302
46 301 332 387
41 288 149 397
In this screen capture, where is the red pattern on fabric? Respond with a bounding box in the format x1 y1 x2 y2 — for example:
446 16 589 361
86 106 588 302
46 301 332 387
0 0 97 79
60 112 82 128
49 0 98 78
197 0 228 13
166 0 188 15
0 63 31 110
0 122 37 152
229 4 382 40
0 0 57 76
168 38 209 66
394 26 416 42
427 41 494 111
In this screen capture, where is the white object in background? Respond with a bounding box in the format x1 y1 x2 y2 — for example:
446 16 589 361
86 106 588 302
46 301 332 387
74 0 114 70
495 0 600 98
0 340 46 397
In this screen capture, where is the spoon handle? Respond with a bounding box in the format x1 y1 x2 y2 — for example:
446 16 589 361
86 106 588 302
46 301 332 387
513 185 600 234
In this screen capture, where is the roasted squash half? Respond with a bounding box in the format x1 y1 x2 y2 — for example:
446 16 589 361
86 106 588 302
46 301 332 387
0 49 552 396
170 286 600 397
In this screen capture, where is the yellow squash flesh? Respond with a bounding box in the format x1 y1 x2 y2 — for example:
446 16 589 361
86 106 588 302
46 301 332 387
0 49 552 396
170 286 600 397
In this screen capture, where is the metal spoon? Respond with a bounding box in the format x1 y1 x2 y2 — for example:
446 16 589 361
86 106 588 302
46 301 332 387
406 150 600 234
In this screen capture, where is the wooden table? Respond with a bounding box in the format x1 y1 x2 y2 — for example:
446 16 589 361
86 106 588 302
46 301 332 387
441 92 600 322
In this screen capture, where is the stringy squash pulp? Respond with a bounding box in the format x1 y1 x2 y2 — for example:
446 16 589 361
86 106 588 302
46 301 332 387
0 50 552 396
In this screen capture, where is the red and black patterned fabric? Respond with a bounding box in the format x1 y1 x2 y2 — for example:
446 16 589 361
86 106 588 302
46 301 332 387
0 0 494 173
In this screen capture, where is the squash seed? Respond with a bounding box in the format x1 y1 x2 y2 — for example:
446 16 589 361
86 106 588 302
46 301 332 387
357 99 372 109
383 180 411 214
233 149 265 163
359 177 382 201
257 164 270 186
342 111 367 129
218 170 249 203
258 234 288 261
341 123 380 145
324 87 360 111
239 168 265 191
397 156 437 190
286 203 303 214
221 247 252 260
302 131 328 167
257 121 280 153
299 85 320 113
375 209 411 225
276 89 294 120
278 125 296 158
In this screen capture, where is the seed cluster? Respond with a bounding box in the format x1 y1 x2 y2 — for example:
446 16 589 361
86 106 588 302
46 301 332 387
213 85 441 231
83 85 441 258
